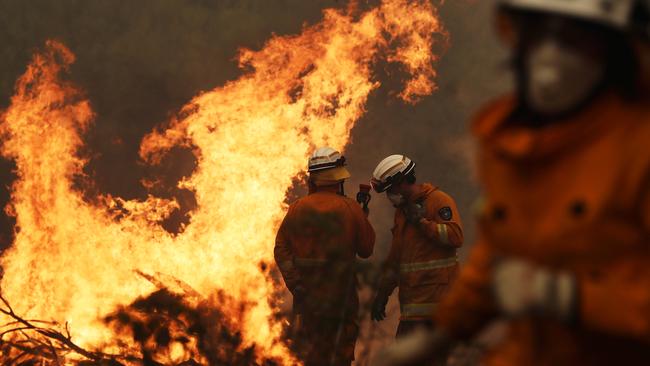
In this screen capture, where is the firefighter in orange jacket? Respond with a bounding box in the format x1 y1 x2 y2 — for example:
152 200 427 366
275 147 375 366
370 155 463 339
376 1 650 365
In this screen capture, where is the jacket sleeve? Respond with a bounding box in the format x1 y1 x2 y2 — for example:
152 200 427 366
274 207 302 293
434 238 498 339
420 191 464 248
578 187 650 343
348 200 375 258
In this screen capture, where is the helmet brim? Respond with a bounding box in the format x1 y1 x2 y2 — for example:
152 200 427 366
371 178 390 193
499 0 633 30
310 166 351 186
371 160 415 193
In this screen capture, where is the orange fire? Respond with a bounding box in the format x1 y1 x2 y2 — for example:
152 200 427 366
0 0 444 363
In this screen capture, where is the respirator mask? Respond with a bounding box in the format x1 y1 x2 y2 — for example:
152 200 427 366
501 12 611 118
523 36 606 117
387 192 406 207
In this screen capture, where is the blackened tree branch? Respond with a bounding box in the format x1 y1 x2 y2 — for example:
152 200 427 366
0 291 127 365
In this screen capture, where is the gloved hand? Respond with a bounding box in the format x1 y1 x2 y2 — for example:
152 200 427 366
405 202 426 225
292 284 308 314
356 190 372 207
492 258 577 321
371 292 389 321
373 328 452 366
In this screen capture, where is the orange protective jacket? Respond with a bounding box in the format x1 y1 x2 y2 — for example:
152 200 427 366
275 187 375 318
435 93 650 365
379 184 463 320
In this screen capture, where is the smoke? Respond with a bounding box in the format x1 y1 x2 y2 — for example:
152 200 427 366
0 0 511 363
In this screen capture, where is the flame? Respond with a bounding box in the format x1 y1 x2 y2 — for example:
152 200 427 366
0 0 444 363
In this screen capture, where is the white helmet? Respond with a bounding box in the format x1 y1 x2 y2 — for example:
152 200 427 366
371 155 416 193
308 147 345 172
308 147 351 186
499 0 636 29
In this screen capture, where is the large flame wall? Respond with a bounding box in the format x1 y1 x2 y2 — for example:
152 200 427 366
0 0 444 363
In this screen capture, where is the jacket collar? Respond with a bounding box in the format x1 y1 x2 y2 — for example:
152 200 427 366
408 183 438 203
472 92 633 161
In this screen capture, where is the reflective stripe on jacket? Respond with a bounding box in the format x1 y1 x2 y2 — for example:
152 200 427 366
379 184 463 320
274 188 375 317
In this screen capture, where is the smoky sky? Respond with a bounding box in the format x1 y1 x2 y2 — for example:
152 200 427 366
0 0 511 259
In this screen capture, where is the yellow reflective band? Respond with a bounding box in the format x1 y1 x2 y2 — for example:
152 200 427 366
294 258 328 267
399 257 458 273
400 303 438 318
437 224 449 245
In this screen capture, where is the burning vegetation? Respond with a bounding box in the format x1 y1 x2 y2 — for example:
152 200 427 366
0 0 445 364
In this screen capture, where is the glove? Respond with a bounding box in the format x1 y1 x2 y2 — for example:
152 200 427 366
373 328 452 366
405 202 426 225
356 190 372 207
292 284 308 314
492 258 577 321
371 292 389 321
357 190 371 215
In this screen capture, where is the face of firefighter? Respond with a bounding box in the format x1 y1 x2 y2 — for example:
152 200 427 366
387 192 406 207
523 37 606 116
386 178 419 207
508 14 610 117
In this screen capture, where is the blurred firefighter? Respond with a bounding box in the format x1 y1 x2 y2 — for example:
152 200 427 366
369 155 463 347
275 147 375 366
376 0 650 365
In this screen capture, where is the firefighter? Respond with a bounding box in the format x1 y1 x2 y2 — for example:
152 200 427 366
376 0 650 365
274 147 375 366
370 154 463 343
